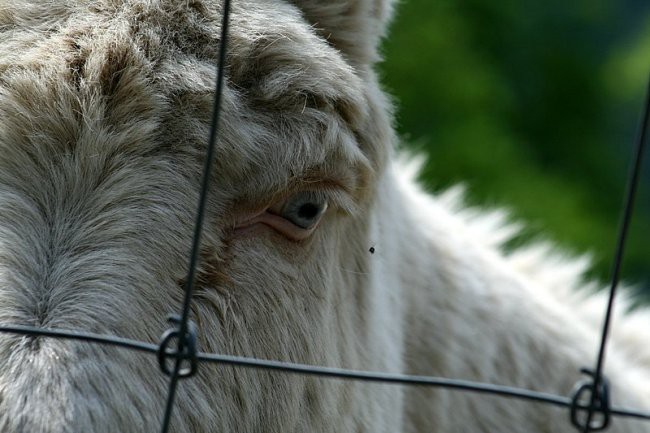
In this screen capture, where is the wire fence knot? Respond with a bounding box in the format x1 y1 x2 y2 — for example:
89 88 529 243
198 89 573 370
570 368 611 432
157 315 199 379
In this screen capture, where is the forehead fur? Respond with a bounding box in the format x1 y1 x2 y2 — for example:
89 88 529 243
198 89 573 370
0 0 383 203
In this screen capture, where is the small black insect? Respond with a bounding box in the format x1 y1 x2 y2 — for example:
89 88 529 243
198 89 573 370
369 246 375 254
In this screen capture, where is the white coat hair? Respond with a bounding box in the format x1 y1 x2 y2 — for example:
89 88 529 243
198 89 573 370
0 1 648 432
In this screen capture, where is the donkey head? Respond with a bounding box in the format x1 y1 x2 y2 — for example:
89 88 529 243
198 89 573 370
0 1 400 431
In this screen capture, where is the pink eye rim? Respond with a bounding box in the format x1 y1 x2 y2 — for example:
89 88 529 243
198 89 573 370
233 191 329 241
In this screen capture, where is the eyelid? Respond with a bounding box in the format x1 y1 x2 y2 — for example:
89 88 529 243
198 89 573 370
284 180 358 217
231 178 358 228
236 211 319 241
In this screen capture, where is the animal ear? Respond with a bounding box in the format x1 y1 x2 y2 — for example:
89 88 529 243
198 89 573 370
289 0 396 67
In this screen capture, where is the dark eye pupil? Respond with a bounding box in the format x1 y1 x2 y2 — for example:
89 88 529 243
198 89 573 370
277 193 328 230
298 203 320 220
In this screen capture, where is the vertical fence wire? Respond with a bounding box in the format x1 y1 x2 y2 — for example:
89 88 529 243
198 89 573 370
580 74 650 433
159 1 232 432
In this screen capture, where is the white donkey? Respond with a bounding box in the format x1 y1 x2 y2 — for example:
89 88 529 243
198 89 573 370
0 1 648 432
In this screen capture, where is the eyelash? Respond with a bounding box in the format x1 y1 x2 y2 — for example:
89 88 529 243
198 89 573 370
290 184 357 216
232 184 357 241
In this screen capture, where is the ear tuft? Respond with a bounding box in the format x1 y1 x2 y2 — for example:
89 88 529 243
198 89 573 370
289 0 396 67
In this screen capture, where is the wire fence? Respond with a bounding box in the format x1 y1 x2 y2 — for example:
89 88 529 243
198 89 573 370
0 2 649 432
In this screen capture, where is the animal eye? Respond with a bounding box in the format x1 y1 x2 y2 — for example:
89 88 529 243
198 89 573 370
272 191 328 229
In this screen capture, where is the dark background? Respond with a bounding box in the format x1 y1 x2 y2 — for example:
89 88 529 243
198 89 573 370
380 0 650 302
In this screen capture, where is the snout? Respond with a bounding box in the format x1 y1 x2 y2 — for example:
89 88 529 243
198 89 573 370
0 331 172 433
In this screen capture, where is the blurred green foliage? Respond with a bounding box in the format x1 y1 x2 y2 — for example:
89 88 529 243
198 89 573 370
380 0 650 299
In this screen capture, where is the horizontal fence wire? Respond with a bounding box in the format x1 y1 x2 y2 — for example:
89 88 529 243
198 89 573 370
1 324 650 423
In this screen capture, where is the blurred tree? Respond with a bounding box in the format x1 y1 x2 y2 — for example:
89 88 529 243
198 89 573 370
380 0 650 300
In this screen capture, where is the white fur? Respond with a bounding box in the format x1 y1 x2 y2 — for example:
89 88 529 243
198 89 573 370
0 1 648 432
